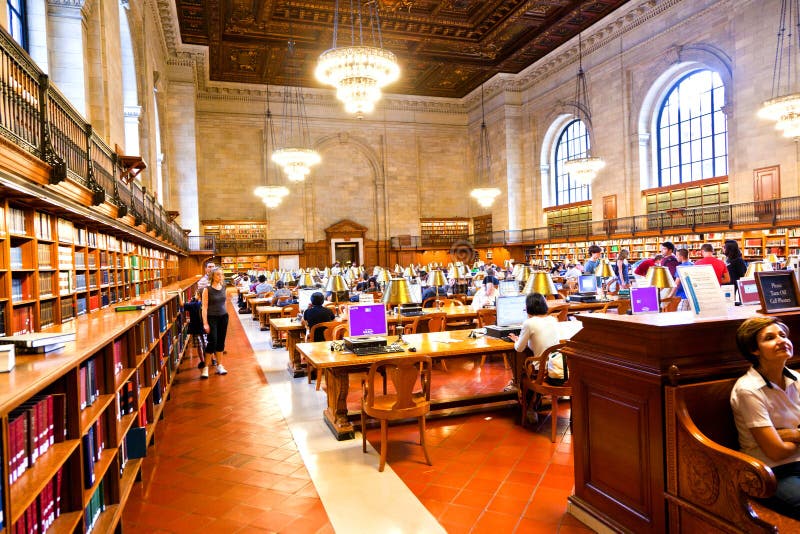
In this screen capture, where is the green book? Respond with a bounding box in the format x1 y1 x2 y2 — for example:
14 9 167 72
114 305 145 312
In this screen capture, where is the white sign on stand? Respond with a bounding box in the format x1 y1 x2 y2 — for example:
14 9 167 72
677 264 729 317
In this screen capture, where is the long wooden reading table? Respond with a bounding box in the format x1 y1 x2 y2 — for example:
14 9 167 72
296 330 515 440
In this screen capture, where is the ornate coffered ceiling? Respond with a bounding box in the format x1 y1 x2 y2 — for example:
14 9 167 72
175 0 631 98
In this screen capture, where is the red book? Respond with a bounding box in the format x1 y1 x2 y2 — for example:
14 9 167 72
8 416 18 483
54 467 63 518
37 396 48 458
138 404 147 427
113 339 124 374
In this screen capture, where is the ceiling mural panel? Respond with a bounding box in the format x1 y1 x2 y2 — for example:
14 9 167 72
175 0 631 97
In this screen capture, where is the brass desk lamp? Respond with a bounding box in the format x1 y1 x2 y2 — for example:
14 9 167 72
383 277 413 343
325 274 349 304
645 266 675 312
523 271 559 297
598 259 615 299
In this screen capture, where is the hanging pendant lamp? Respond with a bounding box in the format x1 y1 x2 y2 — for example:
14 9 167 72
469 84 500 208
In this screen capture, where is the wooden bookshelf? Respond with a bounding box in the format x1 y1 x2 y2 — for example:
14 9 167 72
420 218 469 246
472 215 493 236
0 200 181 336
0 277 195 533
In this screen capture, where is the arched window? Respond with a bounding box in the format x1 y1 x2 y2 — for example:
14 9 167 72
553 119 591 205
8 0 28 50
656 70 727 186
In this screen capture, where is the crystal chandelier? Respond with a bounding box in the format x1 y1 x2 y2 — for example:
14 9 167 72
564 34 605 185
254 85 289 209
758 0 800 139
315 0 400 115
272 40 320 182
469 84 500 208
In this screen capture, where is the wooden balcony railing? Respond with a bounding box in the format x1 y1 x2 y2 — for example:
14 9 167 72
0 26 187 250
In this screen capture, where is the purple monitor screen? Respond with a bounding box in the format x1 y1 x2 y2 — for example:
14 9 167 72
631 286 659 314
348 304 388 337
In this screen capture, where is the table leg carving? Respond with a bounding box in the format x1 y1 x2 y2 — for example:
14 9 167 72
323 368 355 440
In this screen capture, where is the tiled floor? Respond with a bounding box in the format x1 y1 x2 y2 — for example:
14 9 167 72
123 294 593 533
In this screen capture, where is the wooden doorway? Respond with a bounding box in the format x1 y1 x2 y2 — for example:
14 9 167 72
754 165 780 220
603 195 617 234
334 242 358 265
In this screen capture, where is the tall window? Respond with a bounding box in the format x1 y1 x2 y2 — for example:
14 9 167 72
656 70 727 186
553 119 591 205
8 0 27 50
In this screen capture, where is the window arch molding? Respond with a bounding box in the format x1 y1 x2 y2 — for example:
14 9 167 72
635 44 732 191
540 111 594 209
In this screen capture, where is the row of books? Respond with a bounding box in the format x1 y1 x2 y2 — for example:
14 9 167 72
8 206 26 234
84 480 106 532
8 394 67 483
11 306 33 335
33 211 51 241
117 369 141 418
82 419 105 489
60 299 73 323
14 469 62 534
75 273 87 291
38 243 51 268
11 276 32 302
58 246 72 269
79 358 100 410
39 301 55 329
39 272 53 297
137 314 160 354
0 308 5 336
56 218 73 243
10 246 24 269
77 296 87 316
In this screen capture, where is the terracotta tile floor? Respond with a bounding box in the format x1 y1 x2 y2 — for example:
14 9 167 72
123 297 592 533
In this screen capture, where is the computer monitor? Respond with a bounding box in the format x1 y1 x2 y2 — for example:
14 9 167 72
498 279 519 297
297 289 316 312
578 275 597 295
496 295 528 327
347 304 389 337
630 286 659 314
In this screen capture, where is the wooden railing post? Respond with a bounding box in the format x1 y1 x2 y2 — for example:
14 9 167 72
84 125 105 205
37 74 66 183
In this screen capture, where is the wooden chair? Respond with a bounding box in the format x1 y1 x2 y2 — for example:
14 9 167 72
306 320 344 390
275 296 292 306
361 355 433 472
546 304 569 322
519 342 569 442
436 298 464 307
424 312 448 371
476 308 509 369
421 297 437 309
661 296 681 312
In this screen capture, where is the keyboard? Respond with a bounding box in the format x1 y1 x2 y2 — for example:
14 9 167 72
351 345 405 356
400 311 424 316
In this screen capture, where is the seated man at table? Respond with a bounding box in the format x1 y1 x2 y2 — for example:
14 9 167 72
472 276 498 310
254 274 273 297
302 292 336 341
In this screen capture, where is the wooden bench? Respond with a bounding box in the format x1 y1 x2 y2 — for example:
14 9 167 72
665 377 800 533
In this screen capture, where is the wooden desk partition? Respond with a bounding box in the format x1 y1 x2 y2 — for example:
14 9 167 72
562 306 800 533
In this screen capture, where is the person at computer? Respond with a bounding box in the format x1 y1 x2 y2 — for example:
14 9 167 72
730 316 800 520
508 293 561 366
471 279 497 310
302 292 336 342
254 274 273 297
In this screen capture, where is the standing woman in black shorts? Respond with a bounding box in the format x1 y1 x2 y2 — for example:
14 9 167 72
201 268 229 378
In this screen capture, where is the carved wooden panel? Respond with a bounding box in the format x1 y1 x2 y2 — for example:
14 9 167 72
175 0 632 98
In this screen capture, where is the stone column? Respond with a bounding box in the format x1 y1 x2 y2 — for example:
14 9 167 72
47 0 87 116
504 105 524 231
123 105 141 155
164 81 199 234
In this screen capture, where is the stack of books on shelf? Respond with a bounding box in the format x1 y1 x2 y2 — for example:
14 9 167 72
39 301 55 329
81 418 105 488
38 272 53 297
117 370 140 418
10 246 23 269
17 470 62 533
34 212 51 240
8 206 26 234
79 358 99 409
7 394 67 482
84 481 106 532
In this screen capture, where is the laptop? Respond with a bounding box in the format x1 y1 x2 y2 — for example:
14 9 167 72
569 275 599 302
344 303 389 350
498 279 519 297
630 286 659 314
485 295 527 338
737 279 761 305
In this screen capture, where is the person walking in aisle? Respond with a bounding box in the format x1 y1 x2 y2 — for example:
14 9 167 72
201 268 229 378
197 260 215 294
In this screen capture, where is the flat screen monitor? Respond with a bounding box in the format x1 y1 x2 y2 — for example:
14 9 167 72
297 289 317 311
630 286 659 314
496 295 528 327
499 280 519 297
738 279 761 305
578 275 597 294
348 304 388 337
